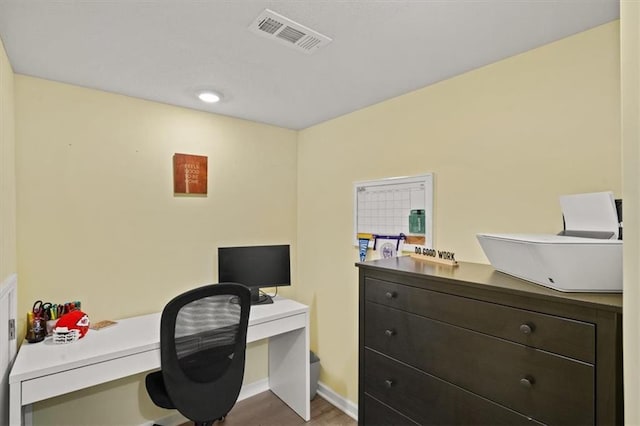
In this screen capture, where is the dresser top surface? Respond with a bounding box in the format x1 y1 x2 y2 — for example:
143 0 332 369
357 256 622 312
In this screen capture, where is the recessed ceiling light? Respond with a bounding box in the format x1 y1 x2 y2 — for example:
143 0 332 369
197 90 222 103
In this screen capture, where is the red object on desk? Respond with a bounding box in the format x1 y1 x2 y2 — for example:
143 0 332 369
56 310 90 338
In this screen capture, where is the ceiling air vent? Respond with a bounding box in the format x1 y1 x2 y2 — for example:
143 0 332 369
249 9 332 54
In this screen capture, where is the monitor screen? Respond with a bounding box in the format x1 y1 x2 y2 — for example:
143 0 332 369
218 244 291 304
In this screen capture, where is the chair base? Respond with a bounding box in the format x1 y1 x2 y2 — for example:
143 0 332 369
194 416 224 426
194 414 226 426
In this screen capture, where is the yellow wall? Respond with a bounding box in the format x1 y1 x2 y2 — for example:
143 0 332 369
14 76 297 424
0 37 16 284
11 20 625 425
621 4 640 424
297 22 621 402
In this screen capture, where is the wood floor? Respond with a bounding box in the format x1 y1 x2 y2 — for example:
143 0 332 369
179 391 356 426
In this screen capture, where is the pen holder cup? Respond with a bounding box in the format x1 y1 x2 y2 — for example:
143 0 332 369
25 314 46 343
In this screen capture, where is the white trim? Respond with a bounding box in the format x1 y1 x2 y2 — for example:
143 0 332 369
238 377 269 401
0 273 17 359
140 378 270 426
1 274 17 426
140 411 186 426
0 273 17 301
317 381 358 421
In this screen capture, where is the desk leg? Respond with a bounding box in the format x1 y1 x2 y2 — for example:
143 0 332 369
9 381 22 426
268 324 310 421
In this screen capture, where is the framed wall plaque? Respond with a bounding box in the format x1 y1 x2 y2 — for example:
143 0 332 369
173 153 208 195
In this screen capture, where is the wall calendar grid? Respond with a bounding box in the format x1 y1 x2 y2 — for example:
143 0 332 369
353 174 434 253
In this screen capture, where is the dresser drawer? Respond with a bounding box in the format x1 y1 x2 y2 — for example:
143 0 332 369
364 349 544 425
365 277 595 362
365 302 594 425
362 394 419 426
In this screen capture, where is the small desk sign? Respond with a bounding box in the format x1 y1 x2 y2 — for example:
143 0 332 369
410 245 458 266
173 153 208 195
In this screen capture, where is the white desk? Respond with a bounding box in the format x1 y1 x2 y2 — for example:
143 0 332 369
9 296 310 425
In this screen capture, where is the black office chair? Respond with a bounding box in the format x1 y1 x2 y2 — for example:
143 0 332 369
146 283 251 426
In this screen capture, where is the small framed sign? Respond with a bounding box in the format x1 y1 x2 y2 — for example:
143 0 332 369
173 153 208 195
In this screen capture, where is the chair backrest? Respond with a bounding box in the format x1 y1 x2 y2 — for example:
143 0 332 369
159 283 251 423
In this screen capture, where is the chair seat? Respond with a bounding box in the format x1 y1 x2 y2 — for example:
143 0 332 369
179 345 234 382
145 371 175 409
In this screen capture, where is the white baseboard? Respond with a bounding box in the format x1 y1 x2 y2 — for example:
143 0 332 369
316 381 358 421
141 378 270 426
141 411 186 426
237 377 269 401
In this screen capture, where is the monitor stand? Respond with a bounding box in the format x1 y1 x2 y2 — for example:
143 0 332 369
250 288 274 305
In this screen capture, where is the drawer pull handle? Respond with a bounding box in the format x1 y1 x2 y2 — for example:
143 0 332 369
519 323 535 335
384 379 394 389
385 329 396 337
519 376 535 388
385 291 397 299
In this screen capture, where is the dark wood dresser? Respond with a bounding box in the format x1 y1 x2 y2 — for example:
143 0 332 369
357 256 623 425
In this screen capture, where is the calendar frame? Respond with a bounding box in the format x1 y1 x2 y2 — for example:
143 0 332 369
353 173 434 253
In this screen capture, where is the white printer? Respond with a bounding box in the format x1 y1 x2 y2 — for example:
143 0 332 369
477 192 622 293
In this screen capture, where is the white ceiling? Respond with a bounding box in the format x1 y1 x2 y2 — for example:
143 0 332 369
0 1 619 130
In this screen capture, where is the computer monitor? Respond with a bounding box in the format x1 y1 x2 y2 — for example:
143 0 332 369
217 244 291 305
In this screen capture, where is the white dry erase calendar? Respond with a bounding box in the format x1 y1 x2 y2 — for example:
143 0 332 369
354 174 434 253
